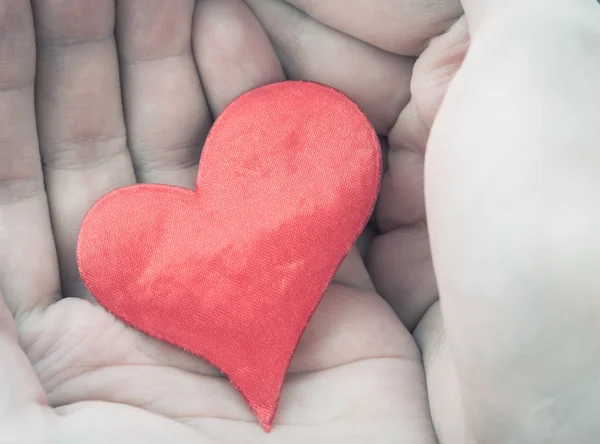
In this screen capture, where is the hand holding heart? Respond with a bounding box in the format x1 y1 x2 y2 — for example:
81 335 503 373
2 1 600 443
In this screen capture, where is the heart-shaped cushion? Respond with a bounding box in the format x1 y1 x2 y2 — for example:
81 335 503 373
77 81 381 431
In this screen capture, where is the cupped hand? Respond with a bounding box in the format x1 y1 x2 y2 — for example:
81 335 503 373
0 1 442 442
2 1 600 443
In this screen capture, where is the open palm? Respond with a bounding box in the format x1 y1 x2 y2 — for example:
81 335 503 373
3 1 600 443
0 1 439 442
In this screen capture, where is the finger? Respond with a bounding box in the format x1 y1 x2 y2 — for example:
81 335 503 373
0 295 47 416
368 17 468 329
378 16 469 231
245 0 413 134
378 107 428 230
33 0 136 299
285 0 463 56
193 0 285 117
0 0 60 315
368 224 437 330
116 0 211 188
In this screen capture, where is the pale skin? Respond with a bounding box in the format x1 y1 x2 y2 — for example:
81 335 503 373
1 0 599 442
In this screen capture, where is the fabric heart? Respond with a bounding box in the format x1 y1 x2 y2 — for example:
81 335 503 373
77 81 381 431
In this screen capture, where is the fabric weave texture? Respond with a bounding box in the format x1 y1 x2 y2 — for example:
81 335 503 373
77 81 381 431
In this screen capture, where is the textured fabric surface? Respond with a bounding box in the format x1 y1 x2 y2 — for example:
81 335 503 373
77 81 381 431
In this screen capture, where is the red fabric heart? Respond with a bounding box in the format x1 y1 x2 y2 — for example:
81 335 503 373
77 81 380 431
